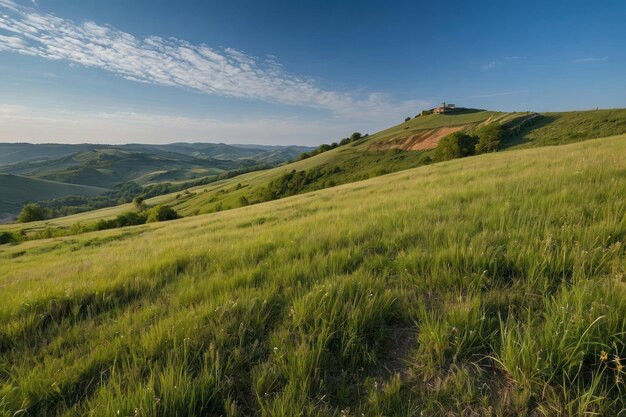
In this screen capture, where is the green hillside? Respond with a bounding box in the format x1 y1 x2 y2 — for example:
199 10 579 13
1 135 625 416
2 148 245 188
0 143 313 168
0 174 107 214
129 108 626 217
3 108 626 233
506 108 626 148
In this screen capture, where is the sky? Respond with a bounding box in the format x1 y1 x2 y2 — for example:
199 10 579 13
0 0 625 145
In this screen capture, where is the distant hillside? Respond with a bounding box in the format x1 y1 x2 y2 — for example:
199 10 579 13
0 143 313 168
0 174 107 214
0 143 315 190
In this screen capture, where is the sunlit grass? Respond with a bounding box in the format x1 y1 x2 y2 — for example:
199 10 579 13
0 135 625 416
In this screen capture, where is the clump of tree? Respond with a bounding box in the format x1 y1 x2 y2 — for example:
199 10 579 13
297 132 368 161
18 203 49 223
262 166 342 201
146 205 181 223
405 117 411 122
93 205 180 231
475 123 504 153
435 132 479 161
94 211 147 231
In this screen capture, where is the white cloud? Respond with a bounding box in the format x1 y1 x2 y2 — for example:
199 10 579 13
481 61 498 71
0 0 427 120
573 56 608 63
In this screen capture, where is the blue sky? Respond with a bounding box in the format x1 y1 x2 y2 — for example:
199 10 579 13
0 0 624 145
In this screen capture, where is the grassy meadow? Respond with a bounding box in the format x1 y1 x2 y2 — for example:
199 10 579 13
1 135 625 416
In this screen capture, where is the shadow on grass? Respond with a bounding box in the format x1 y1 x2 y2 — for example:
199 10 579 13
500 114 559 149
447 108 486 115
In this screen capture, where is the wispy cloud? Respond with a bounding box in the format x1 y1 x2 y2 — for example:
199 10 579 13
481 56 525 71
0 0 426 119
481 61 498 71
573 56 608 63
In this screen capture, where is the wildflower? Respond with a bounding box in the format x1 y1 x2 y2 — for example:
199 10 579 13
615 356 623 372
600 351 608 362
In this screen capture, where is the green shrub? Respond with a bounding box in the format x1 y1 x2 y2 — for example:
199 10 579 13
146 205 180 223
132 196 146 210
435 132 478 161
476 123 504 153
18 203 48 223
115 211 147 227
0 231 15 244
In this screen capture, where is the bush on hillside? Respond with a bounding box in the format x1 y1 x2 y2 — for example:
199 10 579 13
435 132 478 161
0 231 15 244
133 196 146 210
18 203 48 223
93 211 147 231
476 123 504 153
146 205 180 223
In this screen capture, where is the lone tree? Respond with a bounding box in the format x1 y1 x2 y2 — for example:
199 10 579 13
18 203 47 223
405 116 411 122
435 132 478 161
476 123 504 153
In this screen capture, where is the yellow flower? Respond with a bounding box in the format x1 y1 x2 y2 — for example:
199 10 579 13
600 351 608 362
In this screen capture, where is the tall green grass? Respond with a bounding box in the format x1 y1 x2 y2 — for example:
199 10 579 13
0 135 625 416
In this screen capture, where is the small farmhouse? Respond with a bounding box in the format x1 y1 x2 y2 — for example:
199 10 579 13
419 102 456 116
432 102 455 114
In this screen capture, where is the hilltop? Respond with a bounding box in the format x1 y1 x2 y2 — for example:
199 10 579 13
1 135 624 415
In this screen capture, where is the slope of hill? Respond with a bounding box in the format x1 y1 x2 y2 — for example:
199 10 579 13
136 108 626 217
505 108 626 148
0 173 107 214
1 135 624 416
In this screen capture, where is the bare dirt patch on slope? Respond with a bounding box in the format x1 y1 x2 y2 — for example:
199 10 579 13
368 126 466 152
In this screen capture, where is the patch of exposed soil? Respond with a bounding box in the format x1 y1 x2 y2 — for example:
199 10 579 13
377 325 418 380
368 126 467 152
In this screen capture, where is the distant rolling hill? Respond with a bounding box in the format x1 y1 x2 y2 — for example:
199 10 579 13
0 173 107 215
2 148 245 188
0 142 313 168
0 143 314 215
